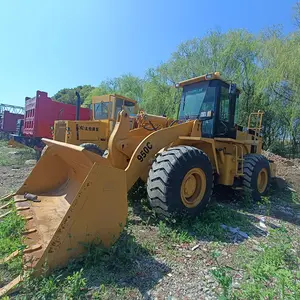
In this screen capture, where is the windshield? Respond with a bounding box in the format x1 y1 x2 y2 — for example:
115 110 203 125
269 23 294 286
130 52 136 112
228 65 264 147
94 102 112 120
179 81 216 136
179 81 209 119
115 98 136 118
124 100 136 115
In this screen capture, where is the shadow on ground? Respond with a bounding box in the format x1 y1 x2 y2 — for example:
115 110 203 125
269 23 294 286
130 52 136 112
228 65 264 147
81 232 170 296
53 231 170 298
14 231 170 299
217 181 300 227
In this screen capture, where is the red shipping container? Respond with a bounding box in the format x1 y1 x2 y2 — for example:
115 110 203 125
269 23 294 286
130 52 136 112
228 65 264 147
23 91 90 139
0 111 24 133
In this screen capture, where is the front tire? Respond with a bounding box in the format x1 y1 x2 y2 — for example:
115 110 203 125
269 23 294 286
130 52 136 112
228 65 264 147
243 154 271 201
147 146 213 218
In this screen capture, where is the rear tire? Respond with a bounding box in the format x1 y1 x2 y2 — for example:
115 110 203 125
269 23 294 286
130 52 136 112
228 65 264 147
80 143 104 156
147 146 213 218
243 154 271 201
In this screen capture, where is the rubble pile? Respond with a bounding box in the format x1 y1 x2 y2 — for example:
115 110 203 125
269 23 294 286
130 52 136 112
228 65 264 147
263 150 300 193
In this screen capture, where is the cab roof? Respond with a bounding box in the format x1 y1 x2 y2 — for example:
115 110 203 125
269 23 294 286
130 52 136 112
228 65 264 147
111 94 137 103
177 72 241 93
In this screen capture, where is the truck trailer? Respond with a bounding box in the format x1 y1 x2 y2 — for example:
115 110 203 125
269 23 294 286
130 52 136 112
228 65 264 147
9 90 90 153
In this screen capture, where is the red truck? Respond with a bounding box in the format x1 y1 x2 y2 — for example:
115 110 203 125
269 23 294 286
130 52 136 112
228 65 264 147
0 111 24 133
10 90 91 154
23 90 90 138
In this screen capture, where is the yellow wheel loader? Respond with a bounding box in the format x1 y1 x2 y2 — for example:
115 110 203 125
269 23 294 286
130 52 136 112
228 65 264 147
52 93 172 155
0 72 276 296
51 93 139 155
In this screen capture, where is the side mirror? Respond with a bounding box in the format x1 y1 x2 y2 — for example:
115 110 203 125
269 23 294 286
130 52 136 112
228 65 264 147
229 83 237 95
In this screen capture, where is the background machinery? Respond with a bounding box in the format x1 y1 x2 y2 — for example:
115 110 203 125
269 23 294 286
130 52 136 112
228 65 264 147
52 93 138 155
52 93 171 155
0 72 276 296
9 90 90 153
0 104 24 138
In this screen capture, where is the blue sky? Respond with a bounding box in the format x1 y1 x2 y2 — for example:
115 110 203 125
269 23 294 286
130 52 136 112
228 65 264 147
0 0 297 106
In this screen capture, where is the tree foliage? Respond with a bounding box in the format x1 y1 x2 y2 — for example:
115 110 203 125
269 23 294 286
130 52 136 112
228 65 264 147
84 74 144 105
53 5 300 157
53 85 95 105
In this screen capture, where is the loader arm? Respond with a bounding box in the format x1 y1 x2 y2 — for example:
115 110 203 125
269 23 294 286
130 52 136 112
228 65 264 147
106 111 202 190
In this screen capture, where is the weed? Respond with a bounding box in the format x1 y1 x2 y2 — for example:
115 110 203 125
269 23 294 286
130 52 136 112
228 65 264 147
63 269 87 299
233 227 299 299
21 273 60 300
211 250 233 299
83 232 148 272
128 180 147 204
0 141 35 166
141 240 156 255
158 220 194 243
291 191 300 204
0 205 25 286
259 195 272 215
0 210 25 258
21 269 87 299
240 189 254 208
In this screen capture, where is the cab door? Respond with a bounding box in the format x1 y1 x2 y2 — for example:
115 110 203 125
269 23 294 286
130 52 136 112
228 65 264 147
215 82 237 138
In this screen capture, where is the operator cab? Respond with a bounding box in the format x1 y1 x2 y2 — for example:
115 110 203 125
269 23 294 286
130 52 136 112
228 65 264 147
92 94 138 132
177 72 240 138
93 94 137 121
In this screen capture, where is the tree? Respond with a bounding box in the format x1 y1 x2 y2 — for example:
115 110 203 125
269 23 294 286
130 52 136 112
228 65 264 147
53 85 94 105
84 74 144 105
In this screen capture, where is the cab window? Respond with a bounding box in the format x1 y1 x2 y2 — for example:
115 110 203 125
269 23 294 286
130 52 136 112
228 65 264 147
94 102 111 120
234 94 239 124
124 100 136 115
219 86 230 122
115 98 136 118
115 98 124 119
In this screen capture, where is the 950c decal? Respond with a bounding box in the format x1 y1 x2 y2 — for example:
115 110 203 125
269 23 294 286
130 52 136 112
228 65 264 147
137 142 153 162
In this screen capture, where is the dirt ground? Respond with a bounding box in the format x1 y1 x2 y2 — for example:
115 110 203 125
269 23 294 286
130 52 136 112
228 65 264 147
0 143 299 299
0 165 33 196
263 150 300 194
0 141 35 196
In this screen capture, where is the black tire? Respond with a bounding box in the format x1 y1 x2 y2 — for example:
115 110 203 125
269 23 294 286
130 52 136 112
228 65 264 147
80 143 104 156
147 146 213 218
243 154 271 201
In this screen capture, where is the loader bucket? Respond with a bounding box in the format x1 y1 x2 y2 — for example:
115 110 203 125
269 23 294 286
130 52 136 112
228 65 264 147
0 139 127 296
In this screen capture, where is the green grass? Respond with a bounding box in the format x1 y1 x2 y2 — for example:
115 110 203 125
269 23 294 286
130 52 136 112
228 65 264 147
153 201 262 245
210 227 300 299
0 140 36 166
235 227 299 299
0 202 25 287
6 231 159 299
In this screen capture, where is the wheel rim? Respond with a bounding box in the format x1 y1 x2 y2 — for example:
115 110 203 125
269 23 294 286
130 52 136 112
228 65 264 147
180 168 206 208
257 168 268 193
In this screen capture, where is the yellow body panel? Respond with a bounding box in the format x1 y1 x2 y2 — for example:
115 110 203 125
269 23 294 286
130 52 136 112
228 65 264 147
63 120 110 149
